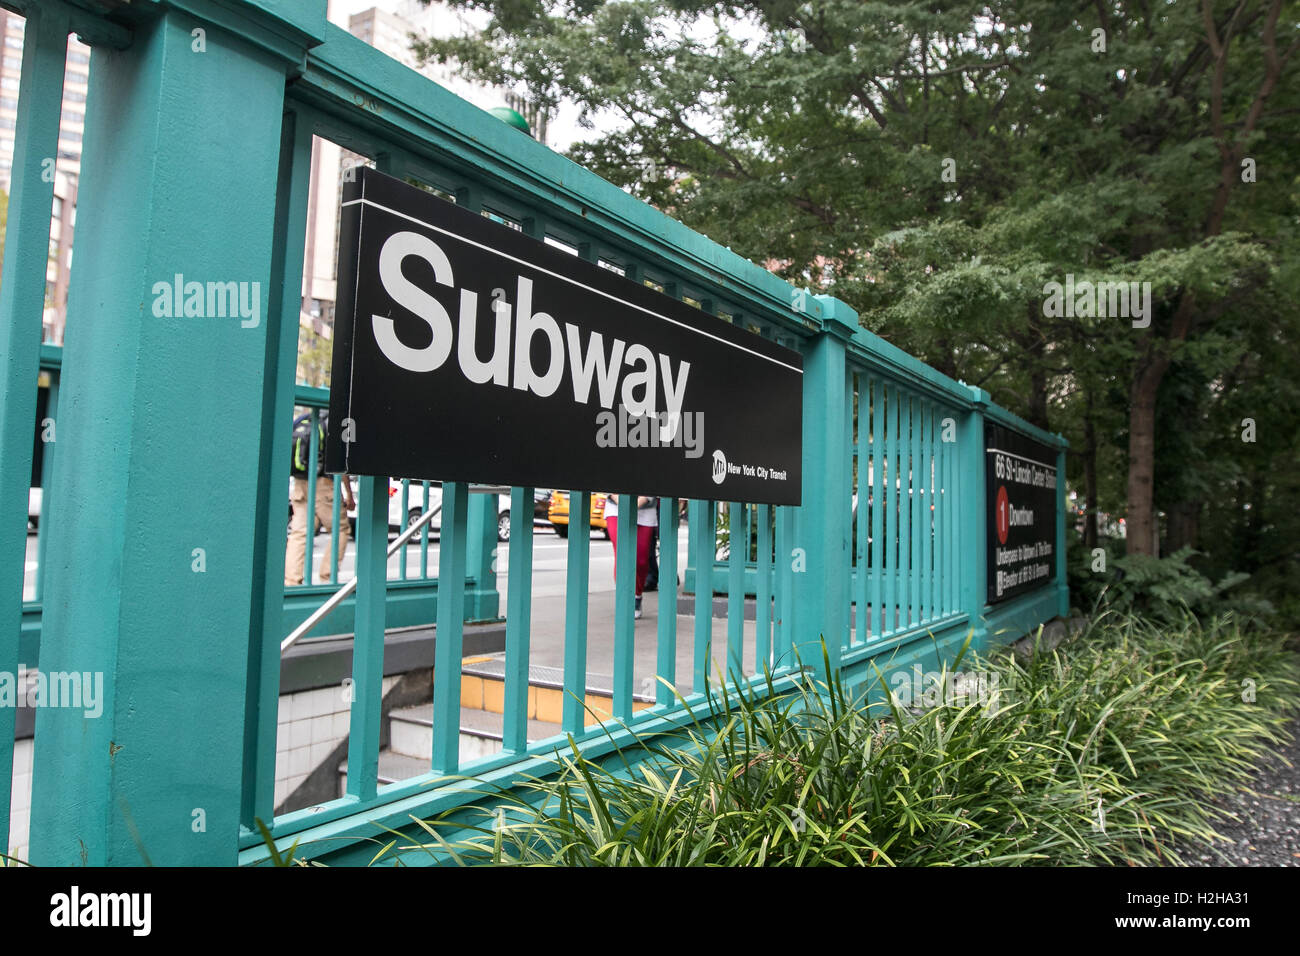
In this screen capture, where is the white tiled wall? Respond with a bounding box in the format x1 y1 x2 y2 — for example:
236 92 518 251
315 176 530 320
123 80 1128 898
6 737 33 864
274 676 399 808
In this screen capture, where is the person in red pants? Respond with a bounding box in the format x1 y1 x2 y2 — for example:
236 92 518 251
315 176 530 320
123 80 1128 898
604 494 658 618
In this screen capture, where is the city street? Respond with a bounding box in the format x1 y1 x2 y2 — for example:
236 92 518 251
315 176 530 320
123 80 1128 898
23 521 694 602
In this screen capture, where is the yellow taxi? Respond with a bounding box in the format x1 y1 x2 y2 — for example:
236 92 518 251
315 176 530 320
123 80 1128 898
548 491 610 538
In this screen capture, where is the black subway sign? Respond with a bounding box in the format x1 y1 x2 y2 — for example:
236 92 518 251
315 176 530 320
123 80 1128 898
985 423 1059 604
326 168 802 505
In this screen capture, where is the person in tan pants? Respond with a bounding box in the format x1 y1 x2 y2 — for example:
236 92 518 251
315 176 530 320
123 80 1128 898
285 474 355 585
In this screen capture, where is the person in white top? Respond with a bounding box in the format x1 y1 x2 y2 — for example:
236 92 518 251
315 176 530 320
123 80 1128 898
603 494 658 617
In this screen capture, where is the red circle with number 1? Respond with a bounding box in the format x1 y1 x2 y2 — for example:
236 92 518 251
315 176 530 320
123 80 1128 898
996 485 1010 544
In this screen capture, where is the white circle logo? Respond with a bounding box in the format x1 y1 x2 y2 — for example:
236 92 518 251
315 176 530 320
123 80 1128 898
711 449 727 484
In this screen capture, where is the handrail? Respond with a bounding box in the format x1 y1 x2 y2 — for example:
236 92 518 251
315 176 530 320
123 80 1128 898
281 503 441 654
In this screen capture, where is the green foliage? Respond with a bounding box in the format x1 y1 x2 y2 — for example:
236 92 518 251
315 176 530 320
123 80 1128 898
296 328 333 387
384 617 1298 866
413 0 1300 594
1072 540 1275 625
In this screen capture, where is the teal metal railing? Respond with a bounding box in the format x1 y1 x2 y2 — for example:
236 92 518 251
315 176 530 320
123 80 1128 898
0 0 1069 865
16 358 475 642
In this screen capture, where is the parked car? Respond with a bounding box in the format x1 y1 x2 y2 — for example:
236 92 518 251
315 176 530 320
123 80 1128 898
381 480 513 542
548 491 609 538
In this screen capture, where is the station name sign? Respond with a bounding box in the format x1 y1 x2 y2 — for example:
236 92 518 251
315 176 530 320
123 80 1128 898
326 168 802 505
985 423 1059 604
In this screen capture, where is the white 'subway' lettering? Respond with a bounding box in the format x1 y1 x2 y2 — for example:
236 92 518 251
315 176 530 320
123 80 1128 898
373 230 693 443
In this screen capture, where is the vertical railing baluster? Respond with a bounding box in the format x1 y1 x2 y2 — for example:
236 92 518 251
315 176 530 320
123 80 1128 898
244 110 313 829
562 491 591 736
399 479 409 580
871 378 884 641
726 501 746 680
655 497 680 706
919 401 930 625
898 389 911 631
855 375 869 644
908 393 920 627
432 481 468 774
939 407 949 618
304 407 319 584
329 473 341 586
951 405 961 616
613 494 636 720
345 475 389 801
0 4 67 853
843 369 855 650
503 486 533 754
755 502 773 674
908 393 919 627
691 499 714 695
33 378 58 605
884 385 897 637
929 401 938 620
775 504 794 666
419 481 430 579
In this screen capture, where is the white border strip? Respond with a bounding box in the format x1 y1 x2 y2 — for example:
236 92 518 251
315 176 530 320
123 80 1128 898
341 195 803 375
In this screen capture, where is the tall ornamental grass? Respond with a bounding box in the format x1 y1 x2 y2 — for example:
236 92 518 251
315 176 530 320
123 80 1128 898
385 611 1299 866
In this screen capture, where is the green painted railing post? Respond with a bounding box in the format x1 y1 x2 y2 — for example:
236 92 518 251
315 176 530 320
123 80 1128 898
465 492 501 622
959 388 990 654
28 2 324 866
0 1 68 857
242 107 315 829
1056 442 1070 619
790 297 858 681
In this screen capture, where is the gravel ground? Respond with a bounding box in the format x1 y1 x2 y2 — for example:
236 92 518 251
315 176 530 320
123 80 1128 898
1184 714 1300 866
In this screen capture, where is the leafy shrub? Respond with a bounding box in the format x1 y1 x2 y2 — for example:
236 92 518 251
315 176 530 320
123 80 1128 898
387 613 1298 867
1071 542 1273 625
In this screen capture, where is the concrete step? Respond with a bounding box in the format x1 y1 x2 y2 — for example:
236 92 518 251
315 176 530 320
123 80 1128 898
459 656 656 726
388 703 565 762
336 749 430 788
336 704 567 794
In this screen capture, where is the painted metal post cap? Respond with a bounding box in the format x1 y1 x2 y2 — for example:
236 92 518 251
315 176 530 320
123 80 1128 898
488 106 532 136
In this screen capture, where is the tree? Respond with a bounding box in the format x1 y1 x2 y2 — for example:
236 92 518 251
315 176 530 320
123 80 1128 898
414 0 1300 575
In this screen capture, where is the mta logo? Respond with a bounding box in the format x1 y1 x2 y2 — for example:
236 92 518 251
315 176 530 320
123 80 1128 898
712 450 727 484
